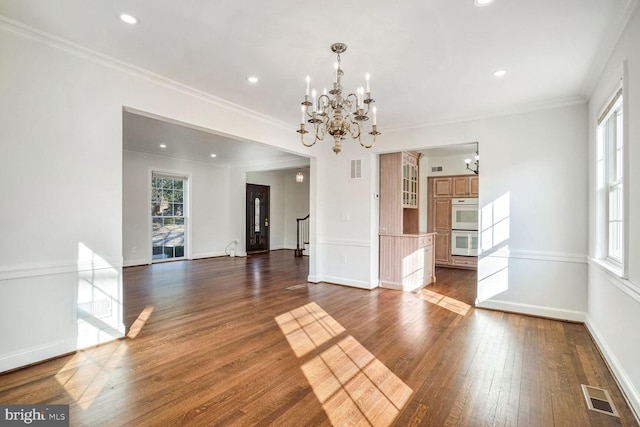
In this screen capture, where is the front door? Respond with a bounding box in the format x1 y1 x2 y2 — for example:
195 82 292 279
246 184 270 253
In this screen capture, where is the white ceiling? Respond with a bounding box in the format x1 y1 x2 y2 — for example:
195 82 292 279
0 0 631 164
122 111 306 168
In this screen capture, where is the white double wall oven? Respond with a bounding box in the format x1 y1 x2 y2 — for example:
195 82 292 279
451 198 479 257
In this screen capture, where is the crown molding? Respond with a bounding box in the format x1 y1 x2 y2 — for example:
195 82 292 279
581 0 640 98
383 95 587 134
0 15 291 132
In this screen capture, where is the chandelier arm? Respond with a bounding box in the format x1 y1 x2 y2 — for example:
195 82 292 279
365 99 374 114
349 118 361 139
318 94 330 113
300 129 317 147
346 93 359 111
360 131 375 149
315 119 327 141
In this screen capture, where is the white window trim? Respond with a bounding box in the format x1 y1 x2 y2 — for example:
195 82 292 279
595 82 628 279
148 168 192 264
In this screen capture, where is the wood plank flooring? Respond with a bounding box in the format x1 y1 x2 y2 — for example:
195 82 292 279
0 251 637 426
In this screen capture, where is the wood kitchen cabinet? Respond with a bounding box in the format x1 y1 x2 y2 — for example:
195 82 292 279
379 151 420 235
379 152 436 291
434 232 451 265
429 192 452 266
453 175 479 197
379 233 435 291
432 177 453 197
433 198 451 229
451 255 478 268
428 174 478 269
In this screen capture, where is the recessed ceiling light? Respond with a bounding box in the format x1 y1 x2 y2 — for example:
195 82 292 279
210 154 217 158
246 76 259 84
474 0 495 6
493 69 507 77
159 144 167 148
119 13 139 25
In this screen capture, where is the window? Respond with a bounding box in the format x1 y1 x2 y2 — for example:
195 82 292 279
596 88 624 271
151 174 186 261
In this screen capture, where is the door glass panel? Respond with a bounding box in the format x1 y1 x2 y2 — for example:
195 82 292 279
152 174 186 261
455 236 468 248
254 197 261 233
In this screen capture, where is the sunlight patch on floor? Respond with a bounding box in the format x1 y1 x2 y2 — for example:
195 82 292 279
302 336 413 426
420 288 471 316
54 341 128 410
276 303 412 426
127 305 155 339
275 302 345 358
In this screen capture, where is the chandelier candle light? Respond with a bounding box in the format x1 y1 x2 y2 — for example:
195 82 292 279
297 43 380 154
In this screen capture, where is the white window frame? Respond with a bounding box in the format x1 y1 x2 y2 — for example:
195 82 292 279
595 86 627 277
149 170 190 263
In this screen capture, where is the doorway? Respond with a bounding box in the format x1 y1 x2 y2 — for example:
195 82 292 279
420 143 479 304
151 173 187 261
246 184 270 253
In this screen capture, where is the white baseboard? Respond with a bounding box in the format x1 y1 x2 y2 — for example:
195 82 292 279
476 299 586 322
191 251 227 260
585 317 640 421
0 339 76 373
123 258 149 267
124 252 252 266
307 275 377 290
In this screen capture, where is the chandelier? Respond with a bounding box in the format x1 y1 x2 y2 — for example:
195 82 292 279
297 43 380 154
464 144 479 175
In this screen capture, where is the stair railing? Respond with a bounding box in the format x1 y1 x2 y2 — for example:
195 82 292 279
295 214 310 257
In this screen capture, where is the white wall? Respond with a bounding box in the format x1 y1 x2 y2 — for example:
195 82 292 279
586 5 640 416
307 143 379 289
0 22 307 371
424 152 478 177
123 150 233 265
378 104 589 321
297 104 589 304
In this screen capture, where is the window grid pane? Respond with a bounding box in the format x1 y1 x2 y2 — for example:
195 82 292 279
597 93 624 267
607 183 622 261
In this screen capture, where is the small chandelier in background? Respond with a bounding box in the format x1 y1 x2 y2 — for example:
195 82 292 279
296 170 304 183
464 144 479 175
297 43 380 155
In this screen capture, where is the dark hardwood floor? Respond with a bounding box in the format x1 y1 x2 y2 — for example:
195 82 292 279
0 251 637 426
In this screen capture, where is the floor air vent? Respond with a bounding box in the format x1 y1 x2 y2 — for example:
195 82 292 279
581 384 619 417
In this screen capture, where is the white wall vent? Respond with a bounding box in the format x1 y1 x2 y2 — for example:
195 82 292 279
432 166 443 172
351 159 362 179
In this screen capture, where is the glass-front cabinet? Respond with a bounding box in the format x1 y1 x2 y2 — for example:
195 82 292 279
402 152 418 208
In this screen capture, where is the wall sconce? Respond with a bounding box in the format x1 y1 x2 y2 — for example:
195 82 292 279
464 143 479 175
